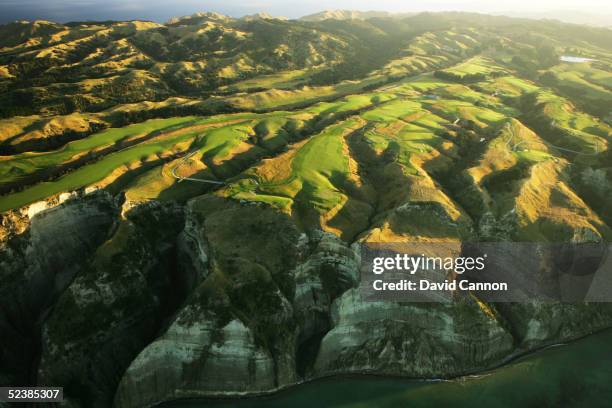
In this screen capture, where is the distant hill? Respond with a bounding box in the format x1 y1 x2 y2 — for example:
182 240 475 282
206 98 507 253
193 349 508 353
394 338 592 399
299 9 611 28
300 9 414 22
2 11 611 119
0 14 383 116
240 13 288 22
496 10 612 28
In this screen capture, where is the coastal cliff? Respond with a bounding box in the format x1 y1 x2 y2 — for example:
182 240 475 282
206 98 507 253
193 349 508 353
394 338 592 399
1 190 612 407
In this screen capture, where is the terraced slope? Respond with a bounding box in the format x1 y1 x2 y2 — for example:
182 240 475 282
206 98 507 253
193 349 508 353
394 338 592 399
1 11 612 408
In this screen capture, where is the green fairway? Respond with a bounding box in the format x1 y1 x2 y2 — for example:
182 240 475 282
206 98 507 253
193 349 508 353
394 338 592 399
0 126 202 211
219 68 321 93
0 117 198 184
440 56 508 78
228 117 363 214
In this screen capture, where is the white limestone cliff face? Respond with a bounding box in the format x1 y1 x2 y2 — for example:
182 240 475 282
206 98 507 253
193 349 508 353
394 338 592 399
110 201 612 408
113 218 361 407
0 190 119 387
114 318 276 408
36 200 189 407
1 190 119 315
314 289 514 377
496 302 612 349
3 193 612 407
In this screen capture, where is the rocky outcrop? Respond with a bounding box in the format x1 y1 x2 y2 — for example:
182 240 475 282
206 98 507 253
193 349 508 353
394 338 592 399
114 198 361 407
292 232 360 375
114 307 277 407
0 191 119 319
113 195 612 407
314 289 514 377
0 191 119 386
497 302 612 349
36 200 187 407
2 193 612 407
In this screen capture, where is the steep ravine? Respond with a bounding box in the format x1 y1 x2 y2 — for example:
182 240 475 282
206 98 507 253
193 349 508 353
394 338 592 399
0 191 120 388
1 192 612 407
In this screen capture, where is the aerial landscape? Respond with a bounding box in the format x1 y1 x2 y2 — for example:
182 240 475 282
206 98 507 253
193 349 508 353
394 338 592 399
0 1 611 407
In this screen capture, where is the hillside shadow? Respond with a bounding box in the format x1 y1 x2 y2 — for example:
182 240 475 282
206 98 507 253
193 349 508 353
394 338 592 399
0 192 120 387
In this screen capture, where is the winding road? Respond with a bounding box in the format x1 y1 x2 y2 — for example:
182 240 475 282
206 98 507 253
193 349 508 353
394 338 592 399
504 128 603 157
170 150 226 185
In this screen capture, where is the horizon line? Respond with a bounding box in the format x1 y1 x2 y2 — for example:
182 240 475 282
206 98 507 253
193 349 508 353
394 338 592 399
2 8 611 26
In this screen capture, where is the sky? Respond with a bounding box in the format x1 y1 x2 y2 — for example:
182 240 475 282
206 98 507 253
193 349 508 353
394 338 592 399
0 0 611 24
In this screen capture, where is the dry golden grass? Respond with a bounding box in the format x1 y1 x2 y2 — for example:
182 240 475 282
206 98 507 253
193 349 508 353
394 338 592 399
467 119 549 186
515 160 609 240
254 139 309 183
0 114 104 146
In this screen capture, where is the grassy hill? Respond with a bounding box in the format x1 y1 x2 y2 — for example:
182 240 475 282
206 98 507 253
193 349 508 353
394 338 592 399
1 12 611 239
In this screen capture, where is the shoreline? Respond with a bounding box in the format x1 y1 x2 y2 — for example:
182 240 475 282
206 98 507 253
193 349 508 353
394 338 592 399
155 325 612 407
